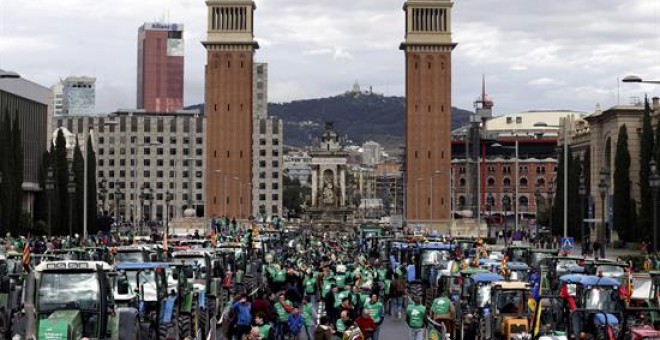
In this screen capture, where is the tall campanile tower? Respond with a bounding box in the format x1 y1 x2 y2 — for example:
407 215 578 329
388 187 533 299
204 1 258 219
401 0 455 227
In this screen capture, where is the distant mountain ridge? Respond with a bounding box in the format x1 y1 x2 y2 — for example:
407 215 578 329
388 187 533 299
186 91 472 152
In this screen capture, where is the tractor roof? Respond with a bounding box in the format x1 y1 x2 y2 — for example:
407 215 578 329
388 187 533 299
471 273 505 283
115 262 169 271
579 275 619 287
491 281 530 290
35 260 113 272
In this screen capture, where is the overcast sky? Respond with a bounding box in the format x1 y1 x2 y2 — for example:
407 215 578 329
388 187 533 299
2 0 660 116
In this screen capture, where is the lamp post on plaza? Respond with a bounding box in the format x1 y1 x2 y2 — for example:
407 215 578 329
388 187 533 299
98 178 108 213
578 170 587 254
547 180 555 234
598 168 610 259
67 171 76 237
165 191 173 236
486 191 494 239
649 160 660 253
114 184 122 228
139 186 145 235
46 166 55 237
503 195 511 247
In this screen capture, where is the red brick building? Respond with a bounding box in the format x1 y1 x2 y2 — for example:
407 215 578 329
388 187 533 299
137 22 184 113
203 1 258 220
401 0 455 226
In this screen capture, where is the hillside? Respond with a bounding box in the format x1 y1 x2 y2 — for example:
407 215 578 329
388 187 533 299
187 91 472 152
270 91 471 151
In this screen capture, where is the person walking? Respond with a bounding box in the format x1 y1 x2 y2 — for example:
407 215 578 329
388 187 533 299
232 293 253 339
406 297 426 340
363 294 384 340
287 307 305 340
301 296 317 340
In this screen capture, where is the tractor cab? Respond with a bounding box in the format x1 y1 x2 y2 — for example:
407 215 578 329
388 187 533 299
582 259 628 284
530 296 569 339
465 273 505 314
527 248 559 270
569 275 624 339
489 281 531 340
23 261 137 340
112 245 151 264
505 245 532 264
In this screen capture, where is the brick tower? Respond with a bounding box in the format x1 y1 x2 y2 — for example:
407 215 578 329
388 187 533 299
401 0 455 227
203 0 258 220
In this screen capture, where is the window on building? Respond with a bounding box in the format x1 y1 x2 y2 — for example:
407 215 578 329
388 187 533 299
520 178 528 187
144 171 150 178
98 137 104 144
98 171 104 178
157 182 164 189
196 137 203 145
196 148 203 156
259 139 266 146
196 182 203 190
259 194 266 201
144 148 151 155
170 137 177 144
109 170 115 178
157 159 163 167
157 118 164 132
259 183 266 190
503 178 511 187
272 160 279 167
98 148 104 156
272 172 278 179
272 150 279 157
273 139 279 146
459 178 466 187
120 159 125 166
259 150 266 157
170 148 177 156
272 183 279 190
259 161 266 168
259 172 266 179
157 171 163 178
196 171 202 178
183 171 189 178
144 118 151 132
157 148 163 155
487 178 495 187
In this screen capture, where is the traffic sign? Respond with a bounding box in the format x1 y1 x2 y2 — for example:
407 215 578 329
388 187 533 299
561 237 574 251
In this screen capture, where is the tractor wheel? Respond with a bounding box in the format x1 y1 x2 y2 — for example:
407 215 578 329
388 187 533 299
177 313 192 339
191 295 199 336
157 321 175 340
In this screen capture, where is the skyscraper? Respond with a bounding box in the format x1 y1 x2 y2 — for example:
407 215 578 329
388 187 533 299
401 0 455 226
137 22 184 113
51 76 96 116
203 0 258 220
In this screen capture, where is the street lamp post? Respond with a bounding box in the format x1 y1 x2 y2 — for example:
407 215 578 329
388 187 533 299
46 167 55 237
578 170 587 255
598 168 610 259
165 191 173 236
547 180 555 234
486 190 495 238
114 184 122 228
68 172 76 237
650 161 660 253
503 195 511 246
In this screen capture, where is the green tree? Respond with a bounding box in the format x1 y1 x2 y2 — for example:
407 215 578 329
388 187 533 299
86 135 97 232
614 124 633 241
54 129 70 235
72 138 84 233
640 96 654 238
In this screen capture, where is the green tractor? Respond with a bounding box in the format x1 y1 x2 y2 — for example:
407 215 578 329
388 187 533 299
0 254 23 338
21 260 140 340
169 260 201 339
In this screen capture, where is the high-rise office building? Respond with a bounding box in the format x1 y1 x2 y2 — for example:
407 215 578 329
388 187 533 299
251 63 283 219
51 76 96 116
57 109 205 223
137 22 184 113
401 0 455 225
203 0 258 220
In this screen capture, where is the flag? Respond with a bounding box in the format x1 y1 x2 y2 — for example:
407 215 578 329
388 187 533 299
23 234 30 271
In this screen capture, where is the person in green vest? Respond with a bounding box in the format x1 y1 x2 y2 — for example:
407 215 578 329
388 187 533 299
363 294 384 340
303 271 318 305
274 293 293 339
430 295 455 336
406 297 426 340
254 313 274 340
301 296 317 340
334 285 351 309
334 310 351 339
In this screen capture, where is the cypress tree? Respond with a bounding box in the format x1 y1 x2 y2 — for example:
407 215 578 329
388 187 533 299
86 135 97 232
640 95 654 238
73 138 84 234
614 124 632 241
552 146 566 237
54 130 70 235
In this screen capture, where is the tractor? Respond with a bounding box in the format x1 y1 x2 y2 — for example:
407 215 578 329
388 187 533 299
114 262 177 339
20 260 140 340
481 281 531 340
0 254 23 339
112 246 152 264
458 272 505 340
